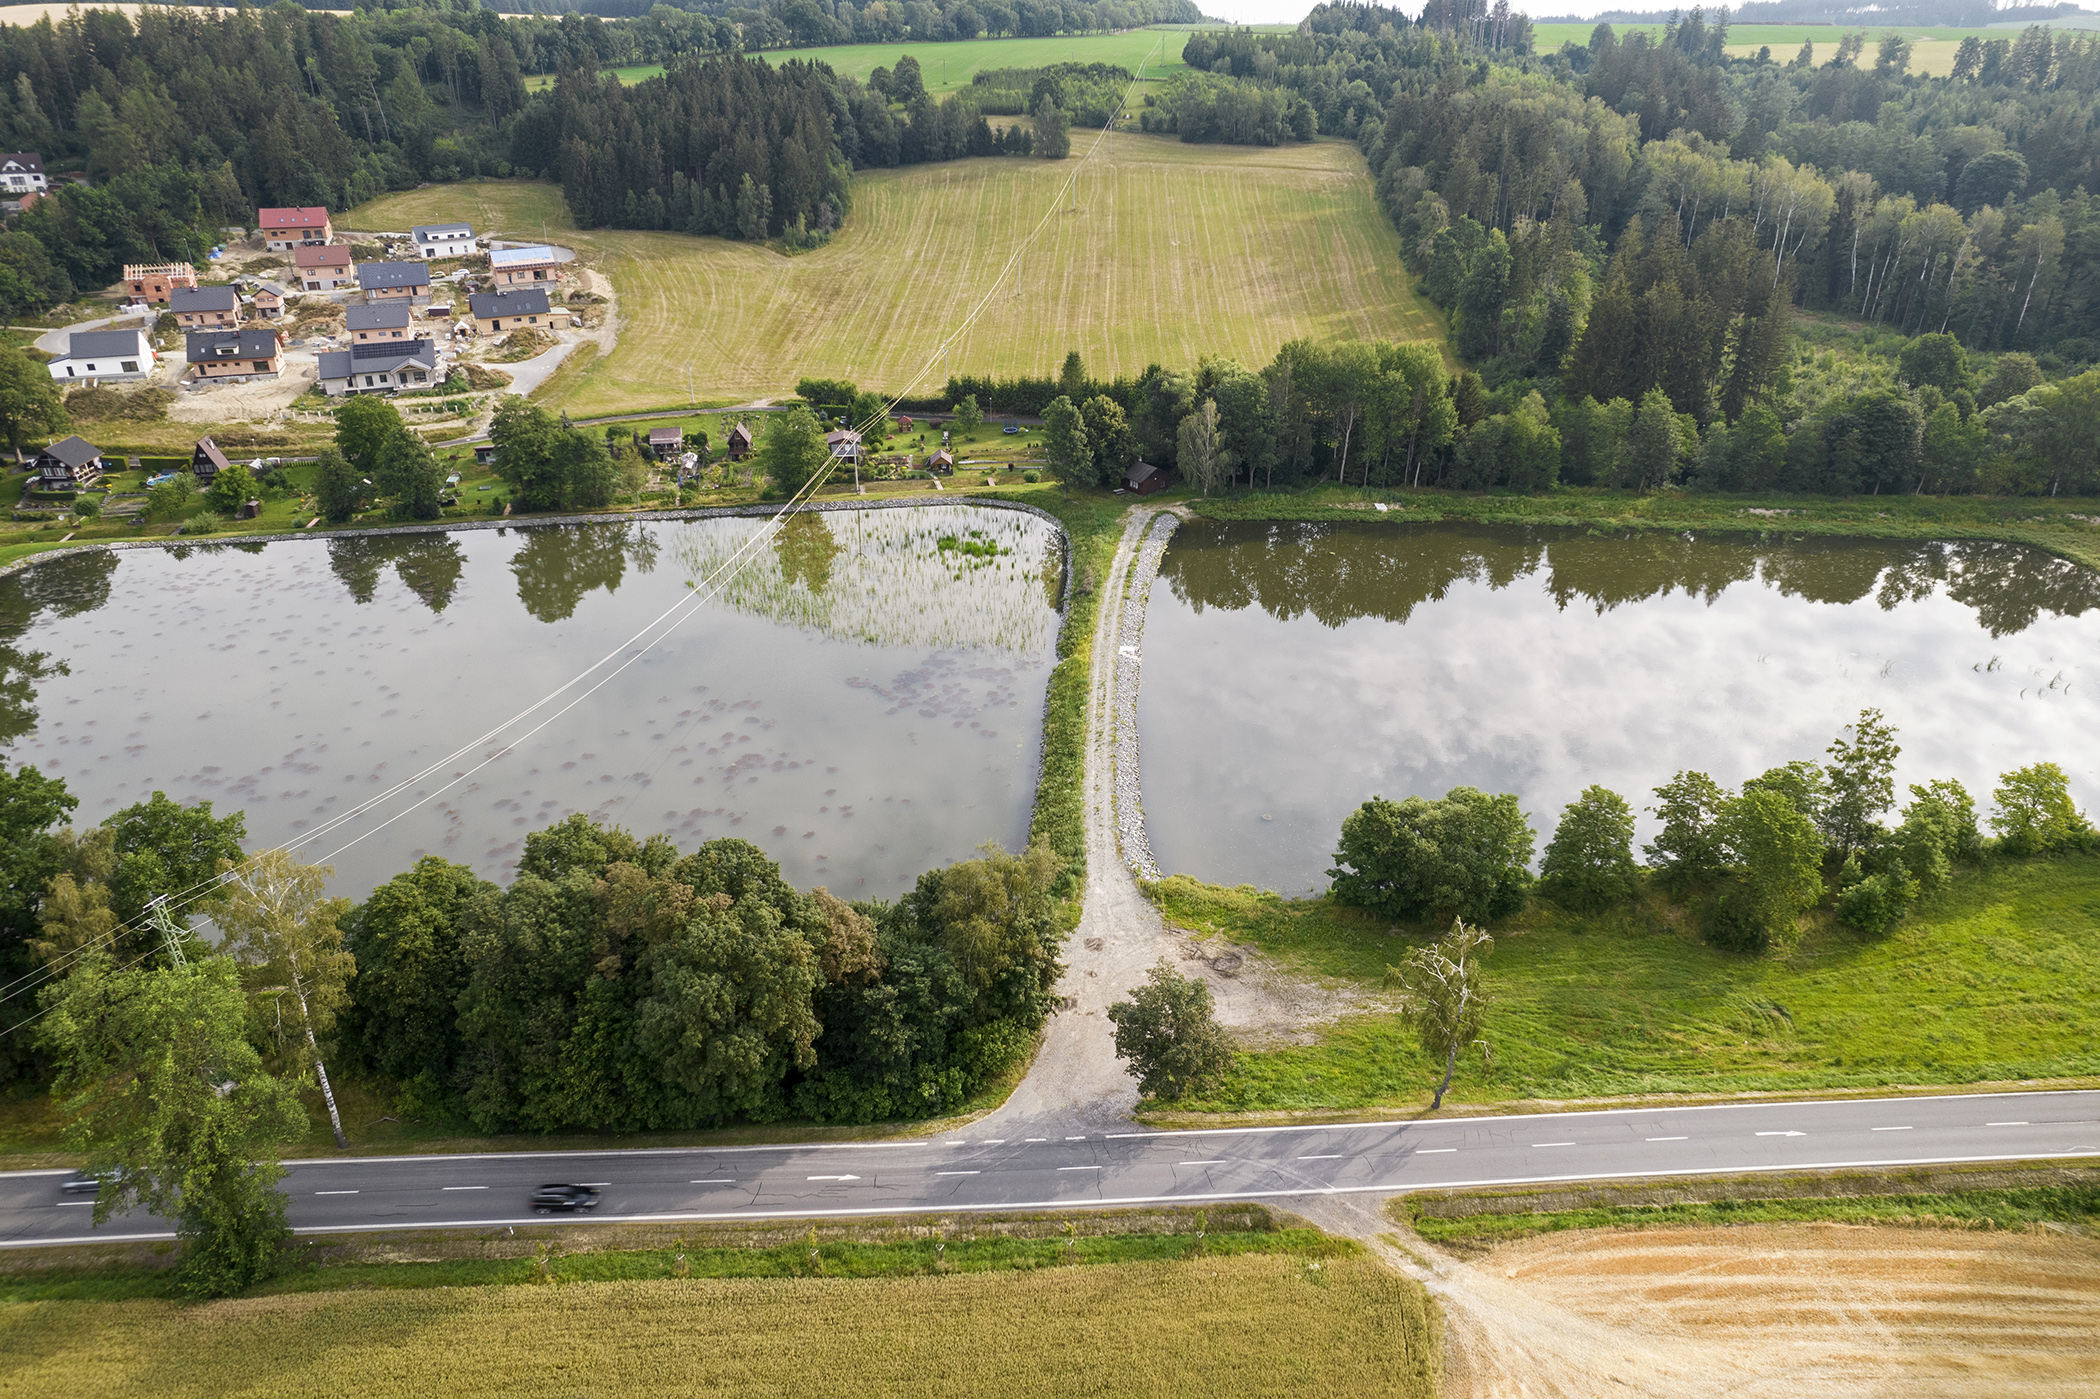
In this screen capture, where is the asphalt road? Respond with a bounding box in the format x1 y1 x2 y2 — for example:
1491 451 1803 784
5 1090 2096 1248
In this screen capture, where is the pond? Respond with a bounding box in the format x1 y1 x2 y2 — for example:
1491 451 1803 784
1139 520 2100 895
0 504 1063 900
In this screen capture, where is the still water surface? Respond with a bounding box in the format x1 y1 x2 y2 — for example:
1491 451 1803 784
0 505 1062 898
1141 521 2100 894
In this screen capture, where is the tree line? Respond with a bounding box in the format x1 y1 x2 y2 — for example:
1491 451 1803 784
1330 708 2091 956
1 760 1073 1291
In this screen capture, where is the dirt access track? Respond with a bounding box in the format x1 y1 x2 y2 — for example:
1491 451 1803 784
1425 1222 2100 1398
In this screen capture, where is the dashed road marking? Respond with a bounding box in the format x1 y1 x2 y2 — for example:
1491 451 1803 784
1756 1131 1805 1138
315 1190 359 1196
690 1180 734 1184
1647 1136 1688 1142
1871 1126 1913 1132
1415 1148 1456 1154
807 1175 860 1182
936 1171 980 1177
1179 1160 1226 1166
1533 1142 1575 1148
442 1185 488 1191
1988 1122 2029 1126
1058 1166 1100 1172
1298 1154 1343 1160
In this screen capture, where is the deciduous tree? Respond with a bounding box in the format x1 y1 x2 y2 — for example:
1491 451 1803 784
1108 960 1234 1101
1540 786 1639 912
1330 787 1534 924
1384 917 1493 1110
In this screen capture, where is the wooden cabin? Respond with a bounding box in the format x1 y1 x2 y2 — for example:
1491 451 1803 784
34 436 104 490
1124 460 1167 496
191 436 231 486
725 421 754 460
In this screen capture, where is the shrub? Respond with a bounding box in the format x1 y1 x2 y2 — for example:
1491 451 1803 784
1329 787 1534 923
1835 866 1918 935
71 497 101 519
1023 469 1040 483
1539 785 1639 912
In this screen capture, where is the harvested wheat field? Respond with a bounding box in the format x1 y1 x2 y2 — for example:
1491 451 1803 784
1432 1224 2100 1399
346 136 1442 415
0 1253 1434 1398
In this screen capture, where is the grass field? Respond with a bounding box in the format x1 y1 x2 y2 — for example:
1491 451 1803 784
523 27 1203 93
347 138 1441 414
0 1253 1435 1398
1147 852 2100 1115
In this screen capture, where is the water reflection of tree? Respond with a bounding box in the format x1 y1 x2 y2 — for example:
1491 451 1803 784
510 523 659 623
773 511 840 595
327 535 467 612
0 551 116 746
1161 522 2100 637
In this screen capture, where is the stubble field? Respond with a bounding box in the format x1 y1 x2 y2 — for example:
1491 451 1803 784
346 135 1442 415
0 1254 1435 1398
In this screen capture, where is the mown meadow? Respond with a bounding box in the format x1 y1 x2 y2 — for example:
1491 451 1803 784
344 136 1441 417
1147 851 2100 1116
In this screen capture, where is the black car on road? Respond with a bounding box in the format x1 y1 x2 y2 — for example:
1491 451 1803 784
531 1184 601 1214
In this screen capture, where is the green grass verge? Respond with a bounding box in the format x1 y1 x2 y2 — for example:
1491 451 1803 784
0 1227 1350 1304
1148 851 2100 1114
1400 1183 2100 1248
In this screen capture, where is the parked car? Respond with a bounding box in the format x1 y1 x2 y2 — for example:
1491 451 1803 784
531 1183 601 1214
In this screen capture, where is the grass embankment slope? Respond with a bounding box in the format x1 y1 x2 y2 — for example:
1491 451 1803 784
346 136 1440 415
1152 846 2100 1117
0 1236 1433 1398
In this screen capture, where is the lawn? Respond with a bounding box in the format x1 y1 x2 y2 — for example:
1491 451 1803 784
1147 852 2100 1115
347 137 1441 415
522 27 1207 93
0 1251 1433 1398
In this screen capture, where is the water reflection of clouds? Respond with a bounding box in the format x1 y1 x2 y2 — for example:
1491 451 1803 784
1 511 1058 899
1142 524 2100 895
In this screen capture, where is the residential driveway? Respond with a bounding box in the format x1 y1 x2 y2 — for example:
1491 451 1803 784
34 315 113 356
499 338 578 397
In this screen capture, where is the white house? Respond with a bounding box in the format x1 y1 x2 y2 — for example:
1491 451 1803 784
412 222 476 259
0 153 46 195
46 328 155 383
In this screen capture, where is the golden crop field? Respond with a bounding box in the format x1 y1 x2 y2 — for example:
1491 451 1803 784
0 1255 1435 1398
347 136 1443 415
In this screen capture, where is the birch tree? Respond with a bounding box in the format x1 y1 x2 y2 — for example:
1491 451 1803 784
1384 918 1494 1110
1176 398 1224 498
218 850 356 1148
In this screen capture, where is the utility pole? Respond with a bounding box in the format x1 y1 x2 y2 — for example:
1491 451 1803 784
147 897 187 966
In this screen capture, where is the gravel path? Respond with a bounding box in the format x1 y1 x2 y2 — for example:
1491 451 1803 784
979 505 1186 1132
1109 511 1178 879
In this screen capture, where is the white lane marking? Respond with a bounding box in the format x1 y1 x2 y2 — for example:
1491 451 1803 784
690 1179 734 1184
315 1190 360 1196
441 1185 488 1191
945 1141 967 1146
1058 1166 1100 1172
1533 1142 1575 1148
1415 1148 1456 1154
577 1182 611 1187
55 1201 94 1207
1179 1160 1226 1166
978 1139 1006 1145
1871 1126 1913 1132
34 1147 2100 1251
1756 1131 1805 1137
1025 1138 1047 1143
1988 1122 2029 1127
807 1175 860 1182
1065 1135 1087 1140
1298 1154 1343 1160
1647 1136 1688 1142
935 1171 979 1177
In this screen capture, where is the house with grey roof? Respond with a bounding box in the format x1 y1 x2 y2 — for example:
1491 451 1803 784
171 285 241 329
467 287 568 335
412 222 476 259
318 338 440 397
358 261 431 303
347 302 414 342
186 328 283 382
46 328 155 383
34 435 104 490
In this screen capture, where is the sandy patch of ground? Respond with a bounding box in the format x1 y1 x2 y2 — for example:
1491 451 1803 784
165 358 318 424
1167 931 1392 1047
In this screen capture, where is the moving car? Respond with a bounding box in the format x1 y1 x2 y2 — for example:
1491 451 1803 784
531 1183 601 1214
61 1169 115 1194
